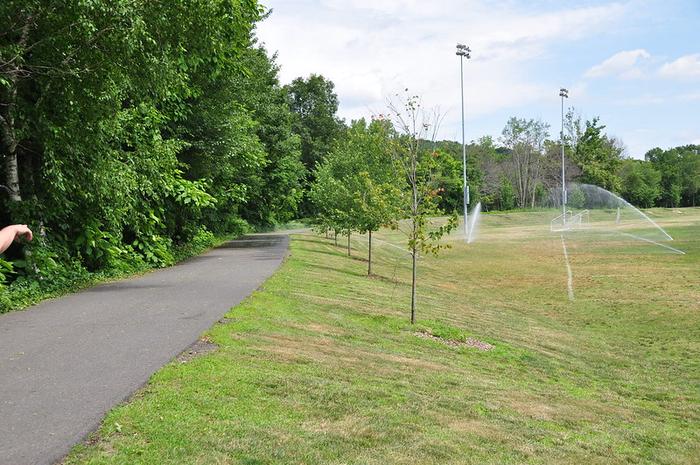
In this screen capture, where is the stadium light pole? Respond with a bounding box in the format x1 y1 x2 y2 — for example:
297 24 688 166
456 44 471 240
559 88 569 225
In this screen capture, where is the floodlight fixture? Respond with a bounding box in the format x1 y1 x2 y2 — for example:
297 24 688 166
456 44 471 58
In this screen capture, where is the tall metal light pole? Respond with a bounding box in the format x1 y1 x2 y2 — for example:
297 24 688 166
457 44 471 240
559 88 569 225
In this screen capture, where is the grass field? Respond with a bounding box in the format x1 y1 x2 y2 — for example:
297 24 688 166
65 208 700 465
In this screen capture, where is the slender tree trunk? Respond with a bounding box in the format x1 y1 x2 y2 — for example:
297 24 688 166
410 177 418 323
367 230 372 276
347 232 351 256
1 87 22 202
517 162 526 208
410 246 417 324
0 16 32 203
334 231 338 246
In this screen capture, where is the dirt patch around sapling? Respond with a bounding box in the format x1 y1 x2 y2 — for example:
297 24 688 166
414 330 493 351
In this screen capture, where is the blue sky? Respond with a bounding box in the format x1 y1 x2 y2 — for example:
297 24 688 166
256 0 699 158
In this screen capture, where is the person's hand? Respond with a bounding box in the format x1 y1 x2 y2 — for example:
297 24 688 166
13 224 33 242
0 224 33 253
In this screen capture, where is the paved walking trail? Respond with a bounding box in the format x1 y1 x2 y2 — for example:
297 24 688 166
0 234 289 465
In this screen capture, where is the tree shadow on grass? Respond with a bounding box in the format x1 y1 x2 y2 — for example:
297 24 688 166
292 236 328 245
299 262 367 279
297 246 374 270
368 273 404 285
299 258 405 284
295 245 348 259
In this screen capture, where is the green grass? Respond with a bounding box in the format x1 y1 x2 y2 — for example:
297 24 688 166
64 208 700 465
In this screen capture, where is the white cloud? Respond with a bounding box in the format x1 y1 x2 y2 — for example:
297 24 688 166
585 51 700 81
258 0 630 140
658 54 700 80
584 49 651 79
612 91 700 106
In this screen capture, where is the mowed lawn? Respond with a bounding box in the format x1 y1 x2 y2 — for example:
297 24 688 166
65 209 700 465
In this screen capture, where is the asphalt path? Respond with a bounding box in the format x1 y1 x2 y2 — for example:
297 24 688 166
0 234 289 465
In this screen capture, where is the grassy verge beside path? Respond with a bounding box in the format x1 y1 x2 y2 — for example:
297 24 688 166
65 209 700 465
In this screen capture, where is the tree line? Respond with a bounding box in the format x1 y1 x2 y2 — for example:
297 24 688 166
0 1 342 307
433 113 699 213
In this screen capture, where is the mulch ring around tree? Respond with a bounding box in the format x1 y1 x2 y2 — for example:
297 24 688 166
414 330 493 351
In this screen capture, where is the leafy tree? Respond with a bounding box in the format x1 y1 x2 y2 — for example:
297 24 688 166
388 93 456 324
233 45 305 226
474 136 509 211
431 139 484 213
311 119 402 274
499 117 550 208
573 118 623 193
540 139 581 209
284 74 345 215
646 145 699 207
174 42 304 232
645 147 681 207
284 74 344 172
498 177 517 210
568 185 586 209
679 147 700 207
619 159 661 208
309 162 353 248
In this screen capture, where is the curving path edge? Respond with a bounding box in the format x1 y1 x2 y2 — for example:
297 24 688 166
0 234 289 465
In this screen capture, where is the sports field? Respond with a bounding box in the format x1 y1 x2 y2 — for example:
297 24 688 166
65 208 700 465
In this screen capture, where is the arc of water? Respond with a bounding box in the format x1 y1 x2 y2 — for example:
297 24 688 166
618 232 686 255
580 184 674 241
371 236 412 255
467 202 482 244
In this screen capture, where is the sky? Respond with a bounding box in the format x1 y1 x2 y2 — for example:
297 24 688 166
256 0 700 159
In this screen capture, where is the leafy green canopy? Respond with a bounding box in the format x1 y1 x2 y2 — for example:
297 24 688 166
0 1 305 294
311 119 402 236
573 118 623 193
645 145 700 207
284 74 345 173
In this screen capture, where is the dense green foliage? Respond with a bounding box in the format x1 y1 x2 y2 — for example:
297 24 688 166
284 74 344 173
310 118 402 268
572 118 623 192
283 74 346 215
618 159 662 208
0 1 321 309
644 145 700 207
